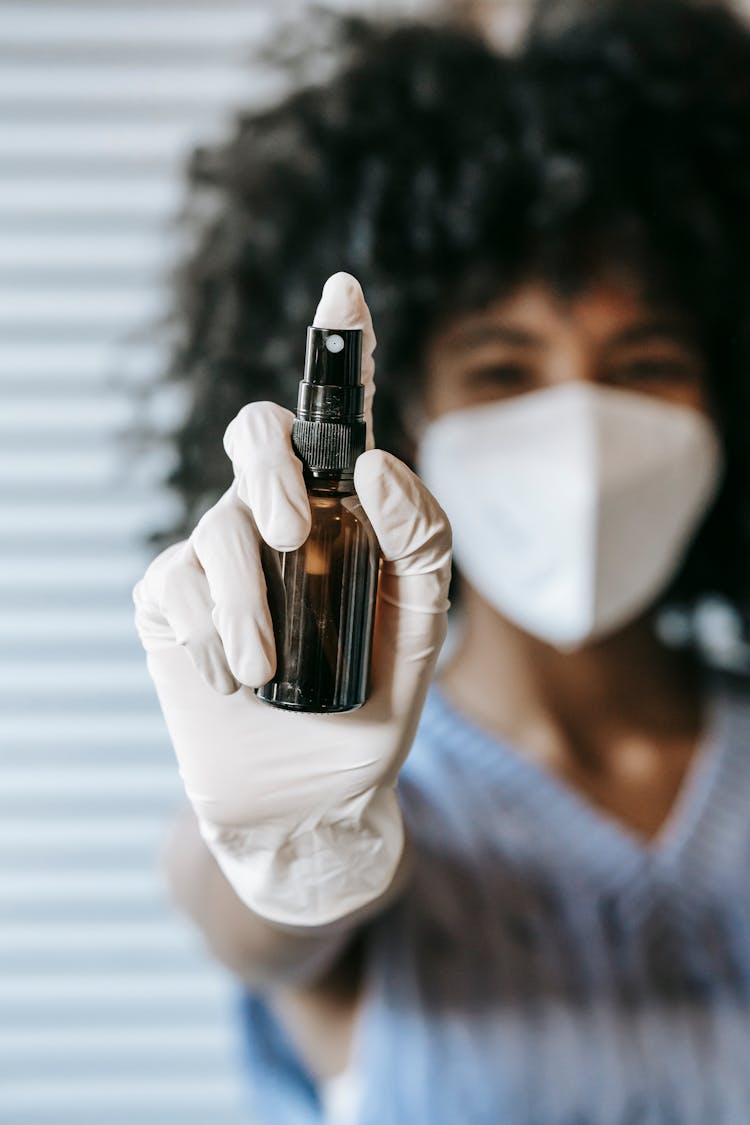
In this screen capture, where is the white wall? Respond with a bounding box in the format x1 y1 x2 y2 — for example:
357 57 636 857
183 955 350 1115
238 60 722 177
1 5 292 1123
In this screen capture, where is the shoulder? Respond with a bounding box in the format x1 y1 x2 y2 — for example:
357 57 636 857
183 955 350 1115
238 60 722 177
704 668 750 762
703 669 750 798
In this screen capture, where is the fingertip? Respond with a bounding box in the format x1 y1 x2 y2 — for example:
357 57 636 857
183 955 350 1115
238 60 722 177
222 414 236 460
255 506 311 554
354 447 403 495
180 640 240 696
324 270 361 293
223 401 296 466
210 601 277 690
228 645 276 691
212 669 242 696
263 532 310 554
313 272 367 326
354 448 452 577
313 273 377 449
131 576 145 610
249 476 311 554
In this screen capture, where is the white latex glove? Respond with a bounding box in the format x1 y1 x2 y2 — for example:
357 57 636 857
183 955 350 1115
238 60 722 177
134 273 452 927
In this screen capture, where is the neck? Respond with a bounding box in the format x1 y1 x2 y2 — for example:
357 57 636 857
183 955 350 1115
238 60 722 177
440 581 704 774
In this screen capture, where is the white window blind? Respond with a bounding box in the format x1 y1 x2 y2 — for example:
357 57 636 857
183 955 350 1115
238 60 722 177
14 0 750 1121
0 4 285 1123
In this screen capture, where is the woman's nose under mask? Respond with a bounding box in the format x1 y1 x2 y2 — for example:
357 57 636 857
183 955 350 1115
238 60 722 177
417 383 723 650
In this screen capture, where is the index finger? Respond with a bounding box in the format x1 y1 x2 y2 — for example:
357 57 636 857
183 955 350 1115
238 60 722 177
223 400 311 552
224 274 378 550
313 272 377 449
354 448 452 722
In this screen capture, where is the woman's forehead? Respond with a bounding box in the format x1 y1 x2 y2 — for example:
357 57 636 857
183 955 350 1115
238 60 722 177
431 275 695 354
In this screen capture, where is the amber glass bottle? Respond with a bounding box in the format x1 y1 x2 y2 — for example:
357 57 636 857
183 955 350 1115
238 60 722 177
256 327 380 713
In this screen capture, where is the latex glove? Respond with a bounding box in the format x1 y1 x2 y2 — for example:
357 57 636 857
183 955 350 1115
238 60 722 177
134 273 452 927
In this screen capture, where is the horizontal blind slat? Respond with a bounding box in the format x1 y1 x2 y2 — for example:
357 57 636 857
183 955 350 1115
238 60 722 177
1 6 273 45
0 0 410 1119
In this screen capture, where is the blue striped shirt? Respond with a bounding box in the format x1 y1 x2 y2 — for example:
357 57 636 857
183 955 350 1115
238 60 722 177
239 673 750 1124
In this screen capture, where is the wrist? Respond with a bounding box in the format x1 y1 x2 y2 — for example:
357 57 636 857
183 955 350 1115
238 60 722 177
197 787 405 928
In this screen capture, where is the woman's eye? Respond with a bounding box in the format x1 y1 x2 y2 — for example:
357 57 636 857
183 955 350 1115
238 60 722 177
609 359 696 385
465 364 532 389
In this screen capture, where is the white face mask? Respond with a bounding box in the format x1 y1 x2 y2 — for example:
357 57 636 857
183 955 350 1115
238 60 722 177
417 383 723 650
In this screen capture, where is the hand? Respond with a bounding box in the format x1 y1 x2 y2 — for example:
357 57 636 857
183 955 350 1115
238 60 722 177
133 273 451 926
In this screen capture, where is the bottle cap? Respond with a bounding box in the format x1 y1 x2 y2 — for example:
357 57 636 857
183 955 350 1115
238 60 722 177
303 327 362 389
294 326 366 476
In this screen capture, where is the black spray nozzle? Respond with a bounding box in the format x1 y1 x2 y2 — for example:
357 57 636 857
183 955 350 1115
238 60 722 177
303 327 362 388
296 326 364 426
293 325 366 476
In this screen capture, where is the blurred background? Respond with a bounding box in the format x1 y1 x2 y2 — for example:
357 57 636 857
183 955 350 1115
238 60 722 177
2 2 749 1124
0 2 458 1122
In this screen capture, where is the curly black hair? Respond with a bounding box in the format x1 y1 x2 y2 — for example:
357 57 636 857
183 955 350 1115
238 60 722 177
156 0 750 635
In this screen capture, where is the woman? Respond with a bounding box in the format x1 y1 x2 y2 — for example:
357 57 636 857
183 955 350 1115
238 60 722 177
134 1 750 1121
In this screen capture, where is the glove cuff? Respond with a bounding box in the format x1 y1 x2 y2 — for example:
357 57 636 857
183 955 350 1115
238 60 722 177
197 787 405 928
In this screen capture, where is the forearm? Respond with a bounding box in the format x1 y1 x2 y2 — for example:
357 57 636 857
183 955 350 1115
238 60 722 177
162 805 409 987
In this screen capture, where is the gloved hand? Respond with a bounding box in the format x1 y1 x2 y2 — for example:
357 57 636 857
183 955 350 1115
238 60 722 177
134 273 452 927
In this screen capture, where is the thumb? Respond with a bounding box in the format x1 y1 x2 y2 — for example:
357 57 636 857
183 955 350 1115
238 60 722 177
313 271 377 450
355 449 452 719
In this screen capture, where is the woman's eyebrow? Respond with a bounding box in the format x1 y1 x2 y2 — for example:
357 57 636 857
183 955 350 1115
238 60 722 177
605 318 697 350
444 322 545 351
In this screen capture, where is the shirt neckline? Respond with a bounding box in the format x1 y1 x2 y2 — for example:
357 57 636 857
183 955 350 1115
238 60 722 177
422 674 733 898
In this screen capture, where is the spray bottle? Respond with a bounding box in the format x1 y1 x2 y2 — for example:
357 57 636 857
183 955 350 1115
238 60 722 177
256 325 380 712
